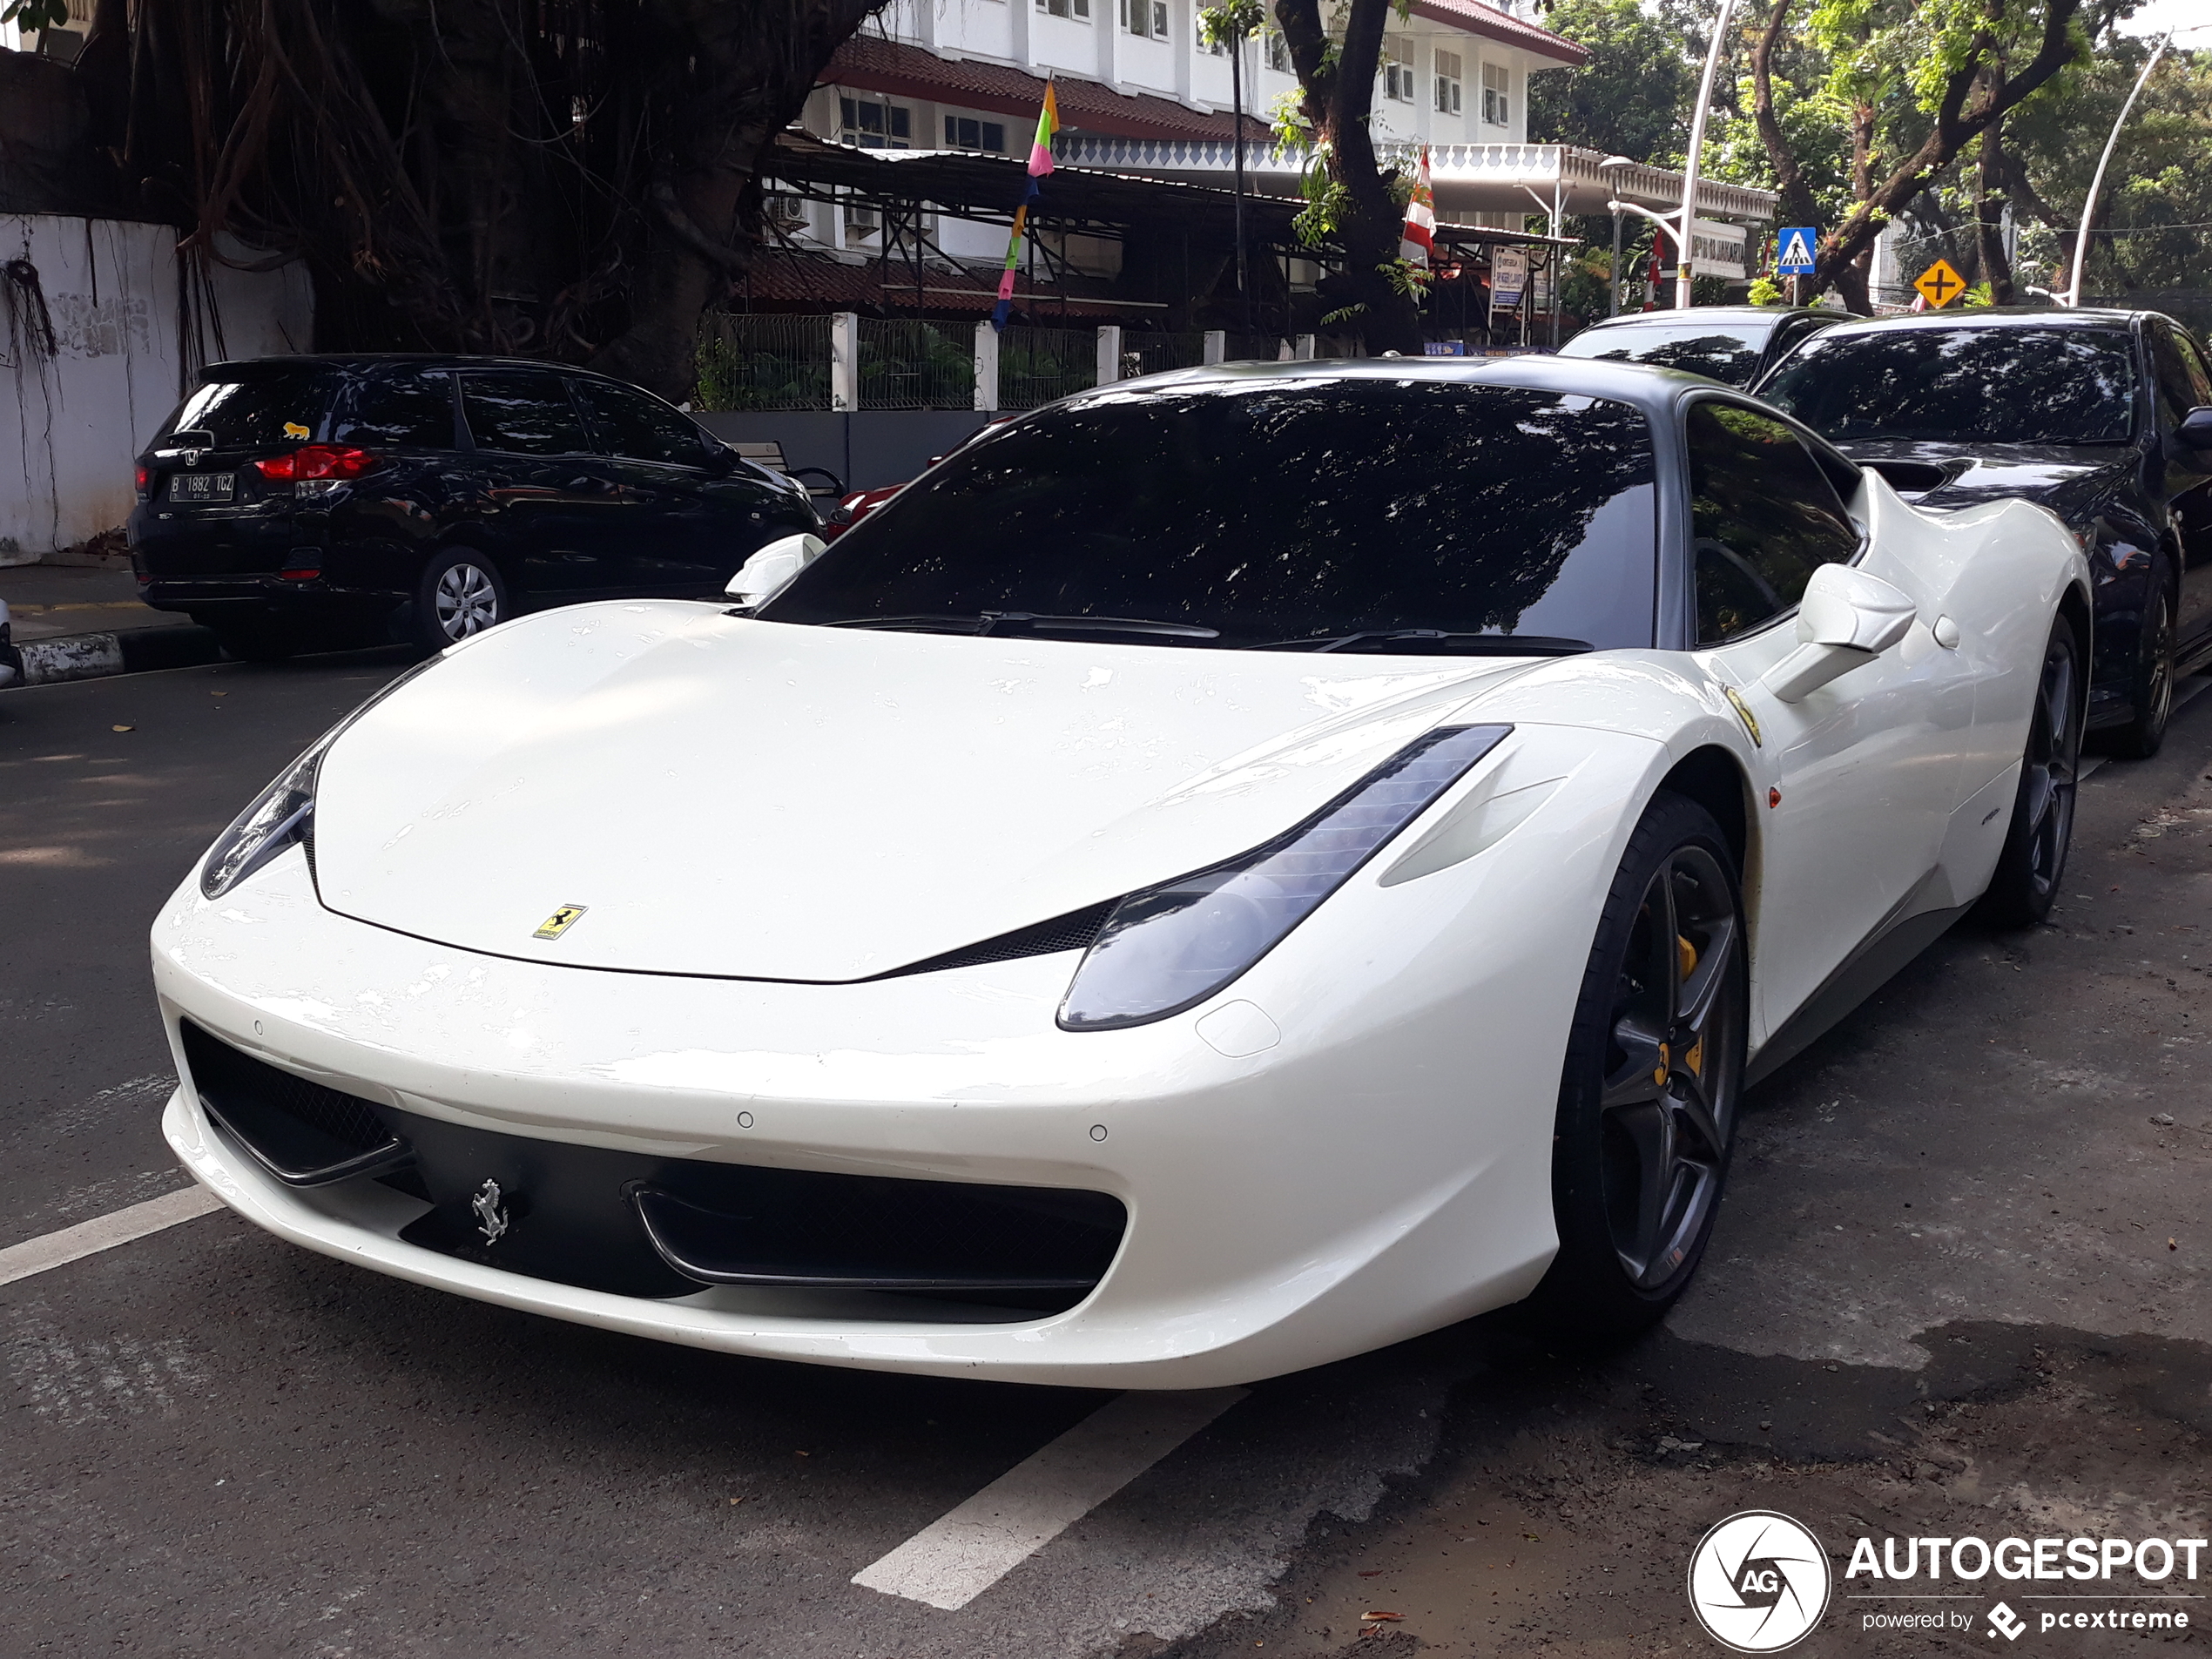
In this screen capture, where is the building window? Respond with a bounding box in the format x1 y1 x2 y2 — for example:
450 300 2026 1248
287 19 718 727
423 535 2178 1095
1382 37 1414 103
945 116 1008 153
1121 0 1167 38
1481 62 1510 127
1434 49 1462 115
1037 0 1092 19
1265 28 1291 72
1197 14 1223 52
840 97 911 149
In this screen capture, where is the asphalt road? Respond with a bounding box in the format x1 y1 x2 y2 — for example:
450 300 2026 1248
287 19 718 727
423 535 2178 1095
3 655 2207 1658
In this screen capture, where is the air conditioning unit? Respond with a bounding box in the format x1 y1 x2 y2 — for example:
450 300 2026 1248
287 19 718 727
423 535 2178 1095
766 196 810 229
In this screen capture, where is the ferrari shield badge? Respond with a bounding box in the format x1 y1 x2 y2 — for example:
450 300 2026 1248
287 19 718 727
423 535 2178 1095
471 1178 511 1244
533 904 587 940
1723 686 1763 748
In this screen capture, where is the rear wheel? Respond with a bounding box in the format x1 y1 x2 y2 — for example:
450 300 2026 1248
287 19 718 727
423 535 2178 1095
409 550 507 654
2101 563 2174 759
1526 792 1747 1337
1977 618 2083 929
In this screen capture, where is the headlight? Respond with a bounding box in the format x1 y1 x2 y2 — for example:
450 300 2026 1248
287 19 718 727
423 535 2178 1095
198 653 445 900
1058 724 1511 1030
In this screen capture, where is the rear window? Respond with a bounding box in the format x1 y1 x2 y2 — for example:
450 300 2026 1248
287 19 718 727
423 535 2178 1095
765 379 1662 652
1557 322 1770 386
334 371 457 448
1760 326 2138 445
160 368 342 448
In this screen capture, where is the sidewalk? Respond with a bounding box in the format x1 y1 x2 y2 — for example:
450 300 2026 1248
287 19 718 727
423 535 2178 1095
0 563 219 685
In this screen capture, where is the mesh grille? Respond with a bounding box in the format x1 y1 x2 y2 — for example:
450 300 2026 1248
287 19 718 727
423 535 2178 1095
179 1021 394 1159
877 900 1116 979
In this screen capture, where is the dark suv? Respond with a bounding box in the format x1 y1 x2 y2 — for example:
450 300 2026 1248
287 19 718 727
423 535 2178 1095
1756 310 2212 757
130 355 819 658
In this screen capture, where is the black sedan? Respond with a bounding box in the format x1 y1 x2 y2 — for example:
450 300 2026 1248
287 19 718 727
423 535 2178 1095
130 355 819 658
1555 306 1847 388
1756 308 2212 756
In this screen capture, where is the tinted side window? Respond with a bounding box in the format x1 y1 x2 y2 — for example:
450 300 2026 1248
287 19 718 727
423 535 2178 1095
334 372 456 448
461 372 590 455
2149 323 2211 429
1687 401 1861 645
570 379 709 468
2174 330 2212 406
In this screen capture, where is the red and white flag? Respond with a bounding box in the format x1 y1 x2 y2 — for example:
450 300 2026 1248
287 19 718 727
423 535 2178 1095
1399 145 1436 268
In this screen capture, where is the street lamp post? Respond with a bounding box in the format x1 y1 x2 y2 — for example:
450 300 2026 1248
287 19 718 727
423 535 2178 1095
1230 26 1251 344
1598 155 1634 315
2065 28 2174 309
1674 0 1738 309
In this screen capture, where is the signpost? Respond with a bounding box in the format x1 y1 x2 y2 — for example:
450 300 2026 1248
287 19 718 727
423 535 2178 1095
1776 228 1817 276
1914 259 1967 309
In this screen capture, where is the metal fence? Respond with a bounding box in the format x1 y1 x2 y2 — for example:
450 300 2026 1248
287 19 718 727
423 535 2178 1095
697 314 832 412
859 319 975 411
999 326 1098 410
1123 332 1211 378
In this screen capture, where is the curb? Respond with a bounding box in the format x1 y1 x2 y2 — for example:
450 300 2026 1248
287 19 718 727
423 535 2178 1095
14 625 224 686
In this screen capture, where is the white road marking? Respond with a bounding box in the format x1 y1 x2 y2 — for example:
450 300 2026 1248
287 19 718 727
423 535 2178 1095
853 1386 1248 1611
0 1185 223 1289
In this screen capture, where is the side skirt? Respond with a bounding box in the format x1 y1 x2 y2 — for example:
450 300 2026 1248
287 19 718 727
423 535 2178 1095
1745 892 1973 1089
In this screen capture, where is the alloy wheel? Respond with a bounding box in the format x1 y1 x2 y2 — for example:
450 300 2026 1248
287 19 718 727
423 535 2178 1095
2022 632 2082 903
1596 846 1742 1291
435 562 499 639
2141 586 2174 742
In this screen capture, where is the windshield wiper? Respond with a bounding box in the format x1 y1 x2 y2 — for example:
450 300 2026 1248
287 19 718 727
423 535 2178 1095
826 612 1220 639
1247 630 1593 655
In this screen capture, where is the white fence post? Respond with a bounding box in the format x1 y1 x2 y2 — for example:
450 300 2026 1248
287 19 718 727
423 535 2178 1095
1095 325 1123 386
830 311 860 412
1293 334 1316 361
974 320 1001 413
1202 329 1226 365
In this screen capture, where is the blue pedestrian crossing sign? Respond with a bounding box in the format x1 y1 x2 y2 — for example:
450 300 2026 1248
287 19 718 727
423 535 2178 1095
1777 227 1818 276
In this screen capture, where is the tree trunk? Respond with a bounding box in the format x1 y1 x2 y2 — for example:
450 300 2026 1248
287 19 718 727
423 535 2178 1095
1749 0 1821 232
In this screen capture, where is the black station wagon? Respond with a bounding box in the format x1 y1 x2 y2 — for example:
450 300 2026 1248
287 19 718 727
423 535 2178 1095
129 355 820 658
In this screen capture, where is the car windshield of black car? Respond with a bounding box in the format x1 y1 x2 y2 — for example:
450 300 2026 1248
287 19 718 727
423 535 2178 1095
760 380 1662 651
1759 326 2137 446
1555 322 1769 385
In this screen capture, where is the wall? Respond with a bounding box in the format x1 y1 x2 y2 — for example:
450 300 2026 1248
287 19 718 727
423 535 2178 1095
1 214 314 563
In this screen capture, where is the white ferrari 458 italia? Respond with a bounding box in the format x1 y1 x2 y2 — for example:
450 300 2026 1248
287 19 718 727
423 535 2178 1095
153 358 2087 1387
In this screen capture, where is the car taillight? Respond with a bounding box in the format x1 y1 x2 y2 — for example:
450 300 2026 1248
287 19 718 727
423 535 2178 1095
253 445 379 482
135 464 148 493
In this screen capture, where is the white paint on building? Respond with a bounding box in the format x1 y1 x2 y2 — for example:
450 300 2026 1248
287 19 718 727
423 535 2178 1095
0 215 313 564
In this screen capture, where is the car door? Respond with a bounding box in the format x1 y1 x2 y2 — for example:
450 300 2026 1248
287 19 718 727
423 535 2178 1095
2148 320 2212 651
1685 398 1965 1040
567 376 794 594
456 369 631 600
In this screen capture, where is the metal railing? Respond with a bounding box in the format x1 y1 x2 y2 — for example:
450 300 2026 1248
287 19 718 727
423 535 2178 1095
858 319 974 411
696 314 833 412
999 326 1096 410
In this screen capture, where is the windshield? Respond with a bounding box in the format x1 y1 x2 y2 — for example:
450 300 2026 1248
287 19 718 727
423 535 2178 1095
1759 326 2138 445
763 379 1660 651
159 368 343 448
1557 322 1770 386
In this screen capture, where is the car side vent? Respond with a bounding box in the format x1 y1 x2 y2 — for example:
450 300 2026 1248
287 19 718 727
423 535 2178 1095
876 900 1117 979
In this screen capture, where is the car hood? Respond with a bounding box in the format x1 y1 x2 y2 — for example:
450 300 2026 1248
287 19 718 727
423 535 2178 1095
310 603 1548 981
1831 438 2133 528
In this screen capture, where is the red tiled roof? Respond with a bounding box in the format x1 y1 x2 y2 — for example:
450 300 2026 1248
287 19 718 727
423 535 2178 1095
737 248 1136 321
825 37 1265 141
1410 0 1588 66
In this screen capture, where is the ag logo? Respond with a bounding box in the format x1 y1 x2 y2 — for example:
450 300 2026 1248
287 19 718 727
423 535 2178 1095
1687 1510 1831 1652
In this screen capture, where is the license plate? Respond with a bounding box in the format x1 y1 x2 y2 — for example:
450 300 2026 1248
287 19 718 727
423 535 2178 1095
169 472 235 502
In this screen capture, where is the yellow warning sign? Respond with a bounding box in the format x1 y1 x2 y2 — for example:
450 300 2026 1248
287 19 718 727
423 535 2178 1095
1914 259 1967 309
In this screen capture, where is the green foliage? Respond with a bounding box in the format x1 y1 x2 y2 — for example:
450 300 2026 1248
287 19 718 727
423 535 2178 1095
1379 259 1433 303
1 0 74 29
1197 0 1265 49
1961 280 1995 307
1747 273 1787 305
1527 0 1705 165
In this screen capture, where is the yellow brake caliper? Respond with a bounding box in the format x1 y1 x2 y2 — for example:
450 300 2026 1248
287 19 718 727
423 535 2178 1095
1677 935 1703 1077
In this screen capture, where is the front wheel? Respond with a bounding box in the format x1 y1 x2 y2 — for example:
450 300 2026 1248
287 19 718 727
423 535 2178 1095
1526 792 1748 1337
2100 567 2174 760
409 550 508 655
1977 617 2084 929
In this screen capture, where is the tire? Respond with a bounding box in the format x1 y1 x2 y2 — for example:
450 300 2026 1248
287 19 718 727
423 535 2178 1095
2100 562 2174 760
409 550 508 654
1525 792 1749 1338
1977 617 2085 930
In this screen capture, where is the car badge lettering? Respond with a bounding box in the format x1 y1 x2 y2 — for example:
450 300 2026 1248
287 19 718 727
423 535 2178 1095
471 1178 511 1244
534 903 587 940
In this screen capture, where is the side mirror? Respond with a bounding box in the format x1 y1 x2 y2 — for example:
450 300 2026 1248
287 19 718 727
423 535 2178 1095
2178 406 2212 449
1762 563 1918 703
726 532 825 609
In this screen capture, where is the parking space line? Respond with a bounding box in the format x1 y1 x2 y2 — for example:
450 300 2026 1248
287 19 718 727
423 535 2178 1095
0 1185 223 1289
852 1386 1248 1611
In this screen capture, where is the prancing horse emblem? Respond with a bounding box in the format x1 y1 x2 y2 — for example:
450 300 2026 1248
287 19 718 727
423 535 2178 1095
471 1177 511 1244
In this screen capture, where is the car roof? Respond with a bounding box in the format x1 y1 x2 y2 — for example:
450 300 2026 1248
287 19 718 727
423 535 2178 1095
1100 353 1756 424
1801 307 2144 338
198 352 652 389
1577 306 1832 330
